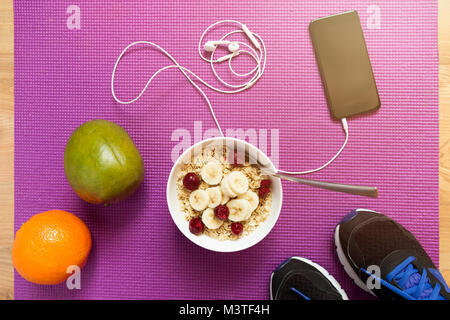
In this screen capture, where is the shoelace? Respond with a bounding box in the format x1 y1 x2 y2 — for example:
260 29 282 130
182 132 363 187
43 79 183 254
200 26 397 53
289 287 311 300
363 256 445 300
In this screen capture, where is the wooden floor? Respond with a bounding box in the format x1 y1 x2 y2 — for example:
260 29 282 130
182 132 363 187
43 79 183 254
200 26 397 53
438 0 450 291
0 0 14 300
0 1 449 300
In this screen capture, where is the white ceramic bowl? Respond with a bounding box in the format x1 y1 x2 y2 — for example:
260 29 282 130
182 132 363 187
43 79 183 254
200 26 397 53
167 137 283 252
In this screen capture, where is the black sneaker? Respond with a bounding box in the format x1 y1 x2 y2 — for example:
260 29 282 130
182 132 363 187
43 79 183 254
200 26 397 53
270 257 348 300
335 209 450 300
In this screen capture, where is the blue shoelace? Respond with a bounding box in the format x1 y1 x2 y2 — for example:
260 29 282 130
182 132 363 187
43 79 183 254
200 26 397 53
289 287 311 300
362 256 446 300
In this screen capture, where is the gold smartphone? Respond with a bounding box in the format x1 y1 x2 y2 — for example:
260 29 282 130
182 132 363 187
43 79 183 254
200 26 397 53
309 11 380 119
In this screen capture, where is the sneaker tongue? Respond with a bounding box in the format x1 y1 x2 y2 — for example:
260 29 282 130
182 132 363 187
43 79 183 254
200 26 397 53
391 265 434 299
379 250 435 299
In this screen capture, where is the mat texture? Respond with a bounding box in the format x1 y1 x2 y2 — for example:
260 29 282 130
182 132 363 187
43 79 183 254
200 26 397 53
14 1 438 299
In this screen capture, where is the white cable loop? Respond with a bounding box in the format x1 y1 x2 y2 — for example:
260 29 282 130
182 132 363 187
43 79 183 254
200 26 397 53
276 118 349 175
111 21 349 175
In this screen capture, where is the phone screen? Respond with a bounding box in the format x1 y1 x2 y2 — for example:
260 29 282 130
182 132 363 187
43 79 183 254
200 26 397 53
309 11 380 119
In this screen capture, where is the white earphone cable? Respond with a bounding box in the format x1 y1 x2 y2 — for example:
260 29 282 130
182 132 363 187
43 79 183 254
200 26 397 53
111 21 349 175
276 118 349 175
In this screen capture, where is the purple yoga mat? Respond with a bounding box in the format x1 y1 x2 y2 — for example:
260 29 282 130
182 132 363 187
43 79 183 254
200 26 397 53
14 1 438 299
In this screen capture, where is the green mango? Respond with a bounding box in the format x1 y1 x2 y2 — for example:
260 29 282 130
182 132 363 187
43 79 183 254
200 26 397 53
64 119 144 205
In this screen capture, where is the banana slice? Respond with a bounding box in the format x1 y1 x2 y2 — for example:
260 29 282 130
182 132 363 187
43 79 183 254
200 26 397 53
227 199 251 222
206 186 222 208
221 175 237 198
189 189 209 211
200 160 223 185
237 190 259 213
221 194 230 205
201 208 224 229
227 171 249 195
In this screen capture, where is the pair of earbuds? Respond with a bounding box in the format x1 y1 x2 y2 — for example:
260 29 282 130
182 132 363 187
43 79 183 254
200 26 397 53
202 23 261 62
204 40 240 62
203 40 241 63
204 40 240 53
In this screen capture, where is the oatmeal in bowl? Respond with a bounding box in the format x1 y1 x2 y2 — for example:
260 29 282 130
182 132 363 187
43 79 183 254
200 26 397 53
167 137 282 252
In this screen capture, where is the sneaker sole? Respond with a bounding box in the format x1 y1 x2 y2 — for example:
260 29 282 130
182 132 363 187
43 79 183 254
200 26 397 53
270 256 349 300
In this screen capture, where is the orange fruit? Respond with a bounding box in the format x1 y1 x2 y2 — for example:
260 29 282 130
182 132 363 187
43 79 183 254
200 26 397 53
12 210 92 285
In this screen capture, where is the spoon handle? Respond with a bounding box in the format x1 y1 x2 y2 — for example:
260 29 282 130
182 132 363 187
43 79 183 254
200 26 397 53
271 172 378 198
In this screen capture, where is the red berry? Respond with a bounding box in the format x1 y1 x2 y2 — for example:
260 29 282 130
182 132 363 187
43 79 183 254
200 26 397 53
214 205 229 221
231 222 243 235
183 172 200 191
189 217 204 235
258 186 271 198
260 179 271 188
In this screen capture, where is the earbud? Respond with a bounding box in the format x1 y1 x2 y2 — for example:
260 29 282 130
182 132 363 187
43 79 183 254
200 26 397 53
204 40 240 53
227 42 240 53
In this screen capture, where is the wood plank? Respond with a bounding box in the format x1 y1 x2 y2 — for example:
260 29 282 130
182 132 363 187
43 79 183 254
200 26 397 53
0 0 13 300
